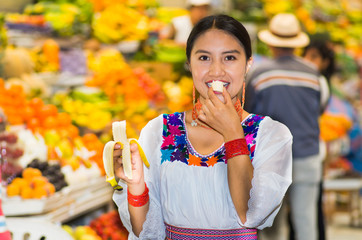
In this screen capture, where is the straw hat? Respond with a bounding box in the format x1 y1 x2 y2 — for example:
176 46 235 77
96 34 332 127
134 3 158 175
186 0 211 7
258 13 309 48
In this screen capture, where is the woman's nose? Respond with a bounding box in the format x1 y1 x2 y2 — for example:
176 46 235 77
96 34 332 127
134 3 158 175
209 60 225 77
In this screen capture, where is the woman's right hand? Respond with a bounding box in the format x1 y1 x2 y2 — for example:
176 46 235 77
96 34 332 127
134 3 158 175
113 143 145 191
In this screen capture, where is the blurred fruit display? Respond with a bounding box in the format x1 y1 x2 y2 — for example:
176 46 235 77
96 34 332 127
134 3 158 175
163 76 193 113
155 6 189 24
26 159 68 191
88 0 158 13
22 0 93 37
0 47 34 79
52 86 115 132
0 13 6 48
85 48 166 137
0 130 24 185
91 3 149 43
6 167 56 199
0 78 106 176
89 210 129 240
63 225 102 240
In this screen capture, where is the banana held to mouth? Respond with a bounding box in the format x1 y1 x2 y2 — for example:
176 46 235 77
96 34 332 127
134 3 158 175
210 80 227 93
103 121 150 190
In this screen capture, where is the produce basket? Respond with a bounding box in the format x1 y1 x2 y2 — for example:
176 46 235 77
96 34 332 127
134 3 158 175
3 176 112 217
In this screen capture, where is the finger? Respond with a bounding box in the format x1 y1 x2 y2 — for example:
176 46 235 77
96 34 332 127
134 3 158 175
200 105 211 118
113 149 122 158
197 108 207 122
114 143 122 149
222 87 233 106
207 87 222 106
114 157 126 179
130 143 142 169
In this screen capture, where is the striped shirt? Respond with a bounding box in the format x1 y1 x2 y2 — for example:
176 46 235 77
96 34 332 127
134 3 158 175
245 55 329 158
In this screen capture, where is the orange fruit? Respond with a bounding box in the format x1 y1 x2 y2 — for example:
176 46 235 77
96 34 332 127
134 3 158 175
43 116 58 129
30 176 48 188
22 168 42 180
44 182 56 195
7 115 24 125
27 117 40 130
22 105 36 121
33 186 48 199
28 97 44 110
82 133 98 144
7 183 20 196
67 125 79 138
11 178 28 191
39 104 58 120
20 186 34 199
0 78 5 89
8 84 24 97
57 112 72 127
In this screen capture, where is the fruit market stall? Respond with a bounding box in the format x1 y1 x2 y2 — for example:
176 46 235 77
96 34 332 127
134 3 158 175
0 0 360 239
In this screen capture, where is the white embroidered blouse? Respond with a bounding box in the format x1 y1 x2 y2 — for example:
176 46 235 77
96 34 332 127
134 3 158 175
113 112 293 239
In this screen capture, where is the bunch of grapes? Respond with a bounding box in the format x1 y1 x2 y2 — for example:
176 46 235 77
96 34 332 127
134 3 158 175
0 133 24 185
27 159 68 191
0 133 24 159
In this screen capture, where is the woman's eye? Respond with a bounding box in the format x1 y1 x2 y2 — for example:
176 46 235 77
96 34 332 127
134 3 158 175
225 55 236 61
199 55 209 61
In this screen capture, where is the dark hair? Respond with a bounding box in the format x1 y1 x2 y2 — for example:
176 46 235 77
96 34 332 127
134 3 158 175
303 39 335 81
186 15 252 62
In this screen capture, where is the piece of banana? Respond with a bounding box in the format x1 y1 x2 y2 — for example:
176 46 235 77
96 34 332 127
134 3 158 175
103 121 149 190
211 80 224 93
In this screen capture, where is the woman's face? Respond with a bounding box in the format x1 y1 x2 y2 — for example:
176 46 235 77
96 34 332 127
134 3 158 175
189 29 249 103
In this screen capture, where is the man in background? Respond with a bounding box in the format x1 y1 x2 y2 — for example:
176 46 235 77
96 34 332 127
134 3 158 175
245 13 329 240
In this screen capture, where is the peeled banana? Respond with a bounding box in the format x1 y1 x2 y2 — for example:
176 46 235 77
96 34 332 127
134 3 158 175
103 121 149 190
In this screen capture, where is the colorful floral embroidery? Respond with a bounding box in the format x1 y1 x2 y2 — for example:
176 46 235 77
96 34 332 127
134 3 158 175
243 114 265 160
160 113 265 166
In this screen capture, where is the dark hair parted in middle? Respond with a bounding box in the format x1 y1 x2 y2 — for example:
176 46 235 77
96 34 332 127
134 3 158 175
186 14 252 62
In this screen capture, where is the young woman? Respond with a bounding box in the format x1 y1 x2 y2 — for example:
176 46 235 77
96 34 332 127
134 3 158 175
112 15 293 239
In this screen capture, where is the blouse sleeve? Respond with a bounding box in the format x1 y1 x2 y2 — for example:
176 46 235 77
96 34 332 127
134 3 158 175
241 117 293 229
112 115 165 239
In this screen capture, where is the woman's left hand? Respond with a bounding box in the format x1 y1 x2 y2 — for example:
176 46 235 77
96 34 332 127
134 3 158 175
197 87 244 141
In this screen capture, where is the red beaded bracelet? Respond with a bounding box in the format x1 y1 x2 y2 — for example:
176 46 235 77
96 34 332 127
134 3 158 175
225 138 249 160
127 183 149 207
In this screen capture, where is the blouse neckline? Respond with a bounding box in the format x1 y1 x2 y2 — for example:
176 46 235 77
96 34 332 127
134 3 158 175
182 112 252 158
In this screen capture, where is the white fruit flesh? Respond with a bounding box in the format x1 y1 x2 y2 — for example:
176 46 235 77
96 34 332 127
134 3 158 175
211 80 224 93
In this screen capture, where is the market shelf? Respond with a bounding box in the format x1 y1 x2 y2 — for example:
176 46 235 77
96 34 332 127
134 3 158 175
324 178 362 227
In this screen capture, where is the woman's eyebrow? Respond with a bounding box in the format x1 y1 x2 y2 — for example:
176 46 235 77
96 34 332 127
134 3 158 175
194 49 241 54
194 49 210 54
223 50 241 54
